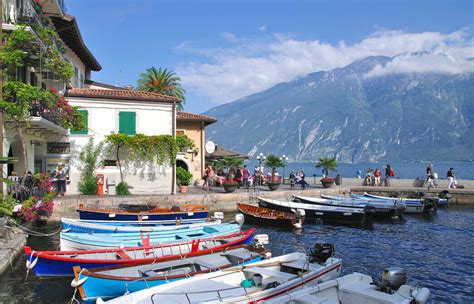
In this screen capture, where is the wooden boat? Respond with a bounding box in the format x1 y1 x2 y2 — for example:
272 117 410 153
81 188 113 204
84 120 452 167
96 246 342 304
61 217 224 234
351 193 437 214
60 222 241 251
77 203 209 221
297 195 405 220
24 229 256 277
259 197 368 226
72 245 270 302
261 271 430 304
237 203 305 229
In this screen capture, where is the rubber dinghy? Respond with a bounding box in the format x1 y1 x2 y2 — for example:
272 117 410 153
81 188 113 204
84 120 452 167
96 244 342 304
61 217 225 234
261 269 430 304
258 197 368 226
77 203 209 221
72 245 270 302
24 229 256 277
60 222 242 251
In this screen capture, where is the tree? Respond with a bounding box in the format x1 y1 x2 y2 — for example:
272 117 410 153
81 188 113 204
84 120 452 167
264 154 285 181
137 67 186 110
315 157 338 177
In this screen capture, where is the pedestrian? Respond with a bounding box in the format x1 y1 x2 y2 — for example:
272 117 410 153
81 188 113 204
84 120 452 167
384 164 394 187
54 166 67 196
242 165 250 188
374 168 382 186
447 167 457 189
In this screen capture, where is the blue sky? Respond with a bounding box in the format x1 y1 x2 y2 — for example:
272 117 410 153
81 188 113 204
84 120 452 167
67 0 474 114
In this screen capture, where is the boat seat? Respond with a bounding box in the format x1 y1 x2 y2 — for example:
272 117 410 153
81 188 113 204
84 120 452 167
243 267 297 280
116 250 132 260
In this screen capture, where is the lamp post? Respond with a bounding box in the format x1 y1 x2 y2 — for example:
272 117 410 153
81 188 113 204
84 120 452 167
280 155 289 182
256 153 266 186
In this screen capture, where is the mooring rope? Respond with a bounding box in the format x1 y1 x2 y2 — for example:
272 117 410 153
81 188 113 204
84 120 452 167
8 218 63 237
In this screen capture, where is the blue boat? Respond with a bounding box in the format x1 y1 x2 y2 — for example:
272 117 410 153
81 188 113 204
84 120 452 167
24 229 256 277
77 203 209 221
61 218 225 234
60 223 241 251
72 245 269 302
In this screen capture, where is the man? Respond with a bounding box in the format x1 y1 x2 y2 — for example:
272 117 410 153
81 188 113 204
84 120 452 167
447 168 457 189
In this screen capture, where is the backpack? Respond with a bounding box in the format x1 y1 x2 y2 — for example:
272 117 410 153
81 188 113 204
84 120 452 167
389 170 395 177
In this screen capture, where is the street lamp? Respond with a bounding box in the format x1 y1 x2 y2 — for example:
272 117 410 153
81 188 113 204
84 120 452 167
256 153 266 186
280 155 289 181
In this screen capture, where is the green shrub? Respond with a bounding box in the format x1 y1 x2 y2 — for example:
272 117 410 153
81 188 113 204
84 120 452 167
78 174 98 195
116 181 131 196
176 167 192 186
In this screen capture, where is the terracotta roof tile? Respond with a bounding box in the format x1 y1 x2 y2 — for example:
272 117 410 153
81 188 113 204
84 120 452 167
67 88 181 103
177 111 217 124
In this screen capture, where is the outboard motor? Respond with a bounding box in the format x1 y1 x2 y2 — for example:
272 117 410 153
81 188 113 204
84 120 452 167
309 243 334 264
376 267 407 293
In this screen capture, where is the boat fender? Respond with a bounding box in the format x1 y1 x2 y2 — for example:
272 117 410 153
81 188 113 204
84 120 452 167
71 276 88 288
235 213 245 227
414 287 431 304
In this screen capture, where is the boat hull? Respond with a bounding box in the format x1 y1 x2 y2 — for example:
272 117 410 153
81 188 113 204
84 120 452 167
259 198 367 226
24 229 256 277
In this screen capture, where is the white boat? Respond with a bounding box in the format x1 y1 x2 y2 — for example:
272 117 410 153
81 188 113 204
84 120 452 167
97 247 342 303
262 268 430 304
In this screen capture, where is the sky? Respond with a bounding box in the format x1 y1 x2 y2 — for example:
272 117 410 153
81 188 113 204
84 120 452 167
66 0 474 114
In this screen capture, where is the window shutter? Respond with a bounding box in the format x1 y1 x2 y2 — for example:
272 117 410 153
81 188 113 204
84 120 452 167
70 110 88 134
119 112 136 135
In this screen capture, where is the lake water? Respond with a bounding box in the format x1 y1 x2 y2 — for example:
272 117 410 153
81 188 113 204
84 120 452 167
246 160 474 180
0 205 473 303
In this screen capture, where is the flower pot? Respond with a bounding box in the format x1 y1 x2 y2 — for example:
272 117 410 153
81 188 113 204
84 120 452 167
267 182 280 191
178 185 188 193
223 184 237 193
321 179 335 188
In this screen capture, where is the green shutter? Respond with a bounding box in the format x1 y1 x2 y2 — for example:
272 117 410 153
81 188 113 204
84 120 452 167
70 110 88 134
119 112 136 135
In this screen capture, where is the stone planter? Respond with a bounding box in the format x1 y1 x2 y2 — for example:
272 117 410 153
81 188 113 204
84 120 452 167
321 179 335 188
223 184 237 193
267 182 280 191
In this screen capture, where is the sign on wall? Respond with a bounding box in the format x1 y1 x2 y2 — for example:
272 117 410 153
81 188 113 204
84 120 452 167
47 142 70 154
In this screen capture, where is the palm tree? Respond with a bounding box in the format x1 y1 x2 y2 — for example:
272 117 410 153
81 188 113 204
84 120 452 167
137 67 186 110
264 154 285 181
315 157 338 177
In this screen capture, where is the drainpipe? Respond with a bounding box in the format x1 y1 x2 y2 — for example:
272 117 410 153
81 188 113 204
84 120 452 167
171 101 176 195
0 0 4 194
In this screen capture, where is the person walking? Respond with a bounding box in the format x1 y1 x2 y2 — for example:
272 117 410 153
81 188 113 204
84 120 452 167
374 168 382 186
55 165 67 196
447 168 457 189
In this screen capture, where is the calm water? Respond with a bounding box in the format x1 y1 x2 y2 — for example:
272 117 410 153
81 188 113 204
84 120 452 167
0 206 473 303
247 161 474 180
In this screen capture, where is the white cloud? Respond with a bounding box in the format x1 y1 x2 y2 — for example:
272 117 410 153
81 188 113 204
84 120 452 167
176 29 474 104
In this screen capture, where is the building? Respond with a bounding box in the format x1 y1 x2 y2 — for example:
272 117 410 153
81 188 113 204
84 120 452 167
176 112 216 183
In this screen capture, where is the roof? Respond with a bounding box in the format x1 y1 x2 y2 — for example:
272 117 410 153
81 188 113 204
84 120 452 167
206 146 249 159
177 112 217 126
85 80 124 90
51 14 102 71
66 88 182 103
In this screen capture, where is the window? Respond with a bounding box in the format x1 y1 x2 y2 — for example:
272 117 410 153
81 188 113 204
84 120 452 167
70 110 88 134
119 112 136 135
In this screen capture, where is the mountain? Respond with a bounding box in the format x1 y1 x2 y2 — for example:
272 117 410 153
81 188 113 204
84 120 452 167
204 55 474 162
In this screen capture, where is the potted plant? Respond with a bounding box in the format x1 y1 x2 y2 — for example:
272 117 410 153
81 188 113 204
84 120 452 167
264 154 284 191
222 179 238 193
176 167 192 193
315 157 338 188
